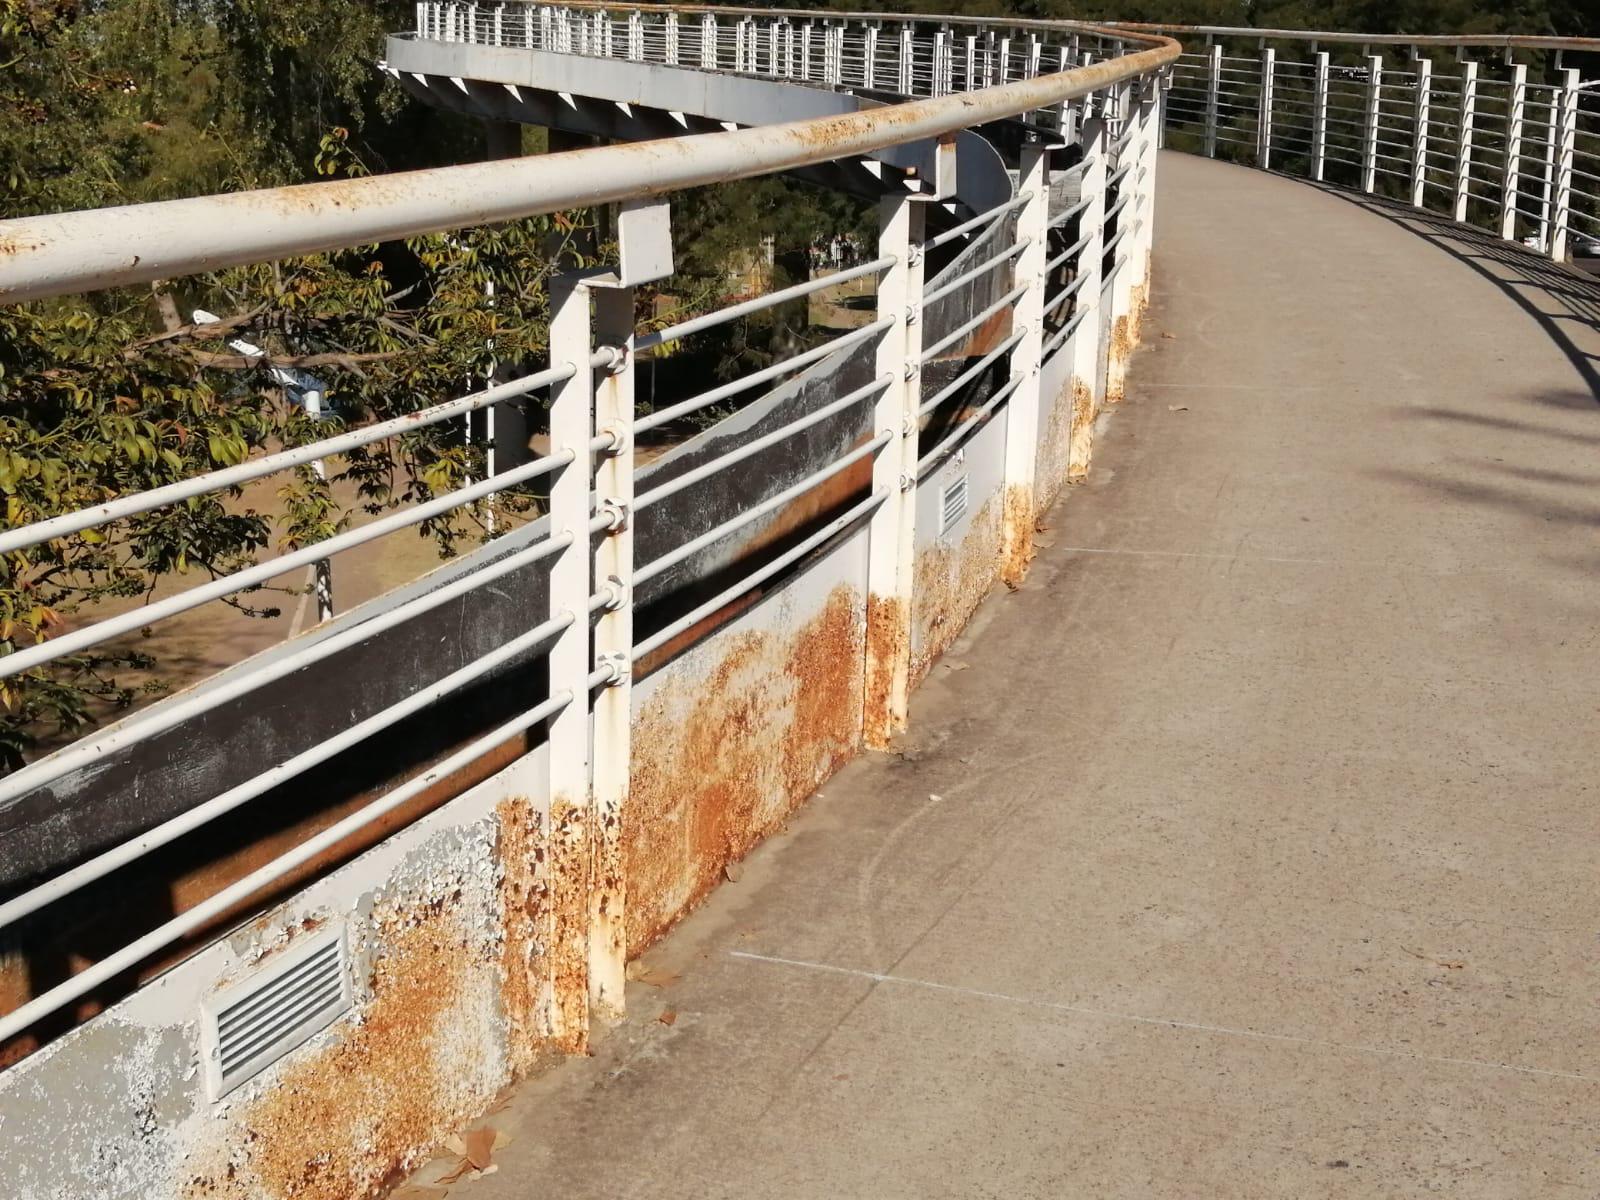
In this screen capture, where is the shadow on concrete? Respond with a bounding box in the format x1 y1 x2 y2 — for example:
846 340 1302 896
1307 182 1600 402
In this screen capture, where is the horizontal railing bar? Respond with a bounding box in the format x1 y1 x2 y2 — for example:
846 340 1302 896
0 19 1179 303
0 446 576 682
635 431 891 586
920 281 1028 363
0 683 576 1046
0 529 574 810
633 487 887 662
925 191 1032 250
922 238 1030 306
1046 228 1096 274
636 317 891 433
918 328 1026 417
1043 299 1092 357
0 357 595 558
917 371 1024 471
636 373 892 510
637 255 894 352
1048 192 1095 229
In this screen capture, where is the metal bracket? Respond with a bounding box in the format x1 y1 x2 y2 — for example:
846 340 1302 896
597 497 631 532
599 574 629 612
595 650 630 685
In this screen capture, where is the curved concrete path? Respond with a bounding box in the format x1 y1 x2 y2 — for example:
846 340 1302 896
409 153 1600 1198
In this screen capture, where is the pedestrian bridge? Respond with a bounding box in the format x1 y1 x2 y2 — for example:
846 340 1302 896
0 9 1596 1198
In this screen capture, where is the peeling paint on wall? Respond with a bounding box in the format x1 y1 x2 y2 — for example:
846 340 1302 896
626 555 866 953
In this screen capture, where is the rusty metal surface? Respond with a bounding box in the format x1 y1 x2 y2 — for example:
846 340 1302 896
627 547 867 952
0 25 1177 303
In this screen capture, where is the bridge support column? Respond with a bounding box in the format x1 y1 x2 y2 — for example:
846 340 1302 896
863 192 926 749
1000 142 1051 587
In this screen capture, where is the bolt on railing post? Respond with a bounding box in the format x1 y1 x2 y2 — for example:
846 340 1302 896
1454 59 1478 222
1000 142 1051 590
1312 50 1330 181
1501 62 1526 240
1411 54 1432 207
588 280 635 1024
863 193 926 749
1551 66 1579 262
1362 53 1382 194
1204 41 1221 158
1069 101 1109 479
1258 46 1276 170
541 273 598 1052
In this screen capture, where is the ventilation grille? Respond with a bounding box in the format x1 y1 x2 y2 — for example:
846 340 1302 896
940 474 970 535
202 925 350 1099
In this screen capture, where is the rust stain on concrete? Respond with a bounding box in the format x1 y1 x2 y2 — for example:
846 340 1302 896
1034 379 1076 514
863 593 909 750
912 493 1002 686
1000 485 1037 590
182 885 504 1200
1068 377 1096 481
626 584 863 953
542 797 590 1054
496 796 547 1072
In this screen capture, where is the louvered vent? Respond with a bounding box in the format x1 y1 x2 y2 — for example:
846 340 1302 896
940 474 970 535
201 925 351 1099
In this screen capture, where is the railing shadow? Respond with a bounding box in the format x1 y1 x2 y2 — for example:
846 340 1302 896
1302 179 1600 402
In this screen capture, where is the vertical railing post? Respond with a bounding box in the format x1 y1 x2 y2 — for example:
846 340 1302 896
1312 50 1330 181
627 9 642 62
899 25 914 93
1204 40 1222 158
1258 45 1276 169
1551 66 1580 262
1411 53 1432 207
1069 101 1108 480
1501 62 1526 241
665 10 678 64
933 29 949 96
1000 142 1051 589
1537 81 1557 253
863 194 926 749
1134 73 1161 284
864 24 879 89
1454 59 1477 223
1362 53 1382 194
701 12 716 70
492 3 502 46
588 279 635 1023
541 274 597 1052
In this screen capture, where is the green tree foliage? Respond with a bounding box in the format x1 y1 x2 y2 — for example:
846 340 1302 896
0 2 594 768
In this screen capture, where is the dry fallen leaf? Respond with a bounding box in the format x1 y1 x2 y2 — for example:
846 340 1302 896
658 1009 678 1026
1401 945 1466 970
1168 404 1189 412
724 861 745 882
438 1127 509 1183
1161 332 1176 340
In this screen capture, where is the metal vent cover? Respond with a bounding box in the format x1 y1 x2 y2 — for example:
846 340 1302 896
940 474 970 535
200 925 351 1100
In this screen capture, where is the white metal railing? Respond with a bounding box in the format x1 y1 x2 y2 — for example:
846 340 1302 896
0 4 1172 1050
1144 22 1600 260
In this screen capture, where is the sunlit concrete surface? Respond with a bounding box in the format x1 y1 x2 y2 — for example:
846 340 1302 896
411 151 1600 1198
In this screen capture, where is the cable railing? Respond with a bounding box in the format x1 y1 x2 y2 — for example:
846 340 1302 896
1134 22 1600 258
0 0 1173 1084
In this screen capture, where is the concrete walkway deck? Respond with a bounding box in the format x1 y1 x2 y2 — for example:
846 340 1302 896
418 153 1600 1198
